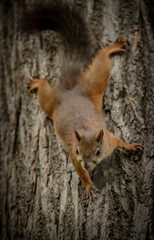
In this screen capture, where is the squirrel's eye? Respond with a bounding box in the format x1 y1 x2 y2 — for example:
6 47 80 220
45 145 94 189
76 148 79 155
96 148 101 156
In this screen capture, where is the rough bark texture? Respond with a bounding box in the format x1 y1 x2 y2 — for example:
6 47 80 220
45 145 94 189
0 0 153 240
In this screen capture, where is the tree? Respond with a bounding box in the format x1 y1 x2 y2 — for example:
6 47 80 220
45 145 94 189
0 0 153 239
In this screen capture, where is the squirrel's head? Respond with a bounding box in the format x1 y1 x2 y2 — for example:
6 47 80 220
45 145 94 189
75 129 104 171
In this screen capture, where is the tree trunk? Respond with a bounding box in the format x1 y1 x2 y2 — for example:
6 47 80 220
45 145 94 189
0 0 153 239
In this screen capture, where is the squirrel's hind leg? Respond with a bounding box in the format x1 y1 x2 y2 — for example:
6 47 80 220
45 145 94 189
27 77 57 118
106 36 127 55
82 36 127 114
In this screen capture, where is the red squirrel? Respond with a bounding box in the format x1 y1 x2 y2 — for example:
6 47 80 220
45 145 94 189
23 2 143 198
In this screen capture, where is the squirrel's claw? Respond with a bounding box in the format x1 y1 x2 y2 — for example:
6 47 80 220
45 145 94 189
115 36 127 51
130 143 143 151
115 36 127 46
125 143 143 152
86 184 99 200
26 77 34 91
26 77 40 92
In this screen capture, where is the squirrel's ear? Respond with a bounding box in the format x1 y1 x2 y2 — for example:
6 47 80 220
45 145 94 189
95 129 104 143
75 130 82 142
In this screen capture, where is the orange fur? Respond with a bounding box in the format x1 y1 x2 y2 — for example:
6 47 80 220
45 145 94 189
27 37 142 198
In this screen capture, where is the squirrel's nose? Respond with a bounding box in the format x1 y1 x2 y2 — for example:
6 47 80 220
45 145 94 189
84 161 90 170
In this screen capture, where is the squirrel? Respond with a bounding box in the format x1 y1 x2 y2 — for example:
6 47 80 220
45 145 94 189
23 1 143 198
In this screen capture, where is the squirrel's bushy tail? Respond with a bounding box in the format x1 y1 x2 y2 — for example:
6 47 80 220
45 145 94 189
22 1 95 80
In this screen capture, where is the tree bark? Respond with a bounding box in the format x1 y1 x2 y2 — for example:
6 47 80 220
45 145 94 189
0 0 153 240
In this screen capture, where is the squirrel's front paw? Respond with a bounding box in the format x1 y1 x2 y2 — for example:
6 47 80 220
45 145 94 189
129 143 143 151
86 184 99 200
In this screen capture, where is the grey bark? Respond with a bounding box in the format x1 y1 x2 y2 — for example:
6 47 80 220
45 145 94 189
0 0 153 240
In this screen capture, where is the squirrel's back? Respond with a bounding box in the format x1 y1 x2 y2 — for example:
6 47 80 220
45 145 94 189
53 86 103 143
